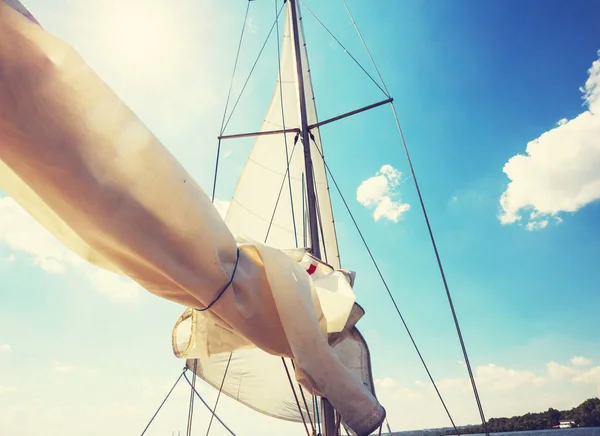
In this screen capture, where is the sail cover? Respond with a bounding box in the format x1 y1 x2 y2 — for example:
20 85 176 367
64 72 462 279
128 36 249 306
0 1 384 434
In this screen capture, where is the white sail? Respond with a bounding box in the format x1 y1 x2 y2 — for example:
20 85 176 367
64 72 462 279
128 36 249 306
225 0 340 269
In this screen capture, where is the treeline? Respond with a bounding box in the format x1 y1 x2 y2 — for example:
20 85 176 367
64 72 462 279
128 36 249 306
445 398 600 434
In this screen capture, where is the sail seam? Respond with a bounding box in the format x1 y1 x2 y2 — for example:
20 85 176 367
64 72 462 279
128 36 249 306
231 198 299 235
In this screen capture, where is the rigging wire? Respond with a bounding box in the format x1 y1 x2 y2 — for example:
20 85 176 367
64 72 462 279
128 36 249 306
264 137 299 244
289 360 316 434
205 353 233 436
183 372 237 436
140 371 185 436
281 358 311 436
339 2 490 434
310 137 460 435
222 3 286 133
186 360 198 436
212 1 252 202
297 0 389 99
339 0 390 97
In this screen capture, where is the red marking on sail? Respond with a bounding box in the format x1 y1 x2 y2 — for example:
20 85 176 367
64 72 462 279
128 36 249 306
306 264 317 275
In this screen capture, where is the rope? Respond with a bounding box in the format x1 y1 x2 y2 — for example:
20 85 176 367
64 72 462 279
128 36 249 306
297 0 388 98
140 371 185 436
205 353 233 436
281 358 311 436
309 137 460 435
183 373 237 436
335 3 490 433
212 1 252 202
274 0 299 248
196 248 240 312
186 360 198 436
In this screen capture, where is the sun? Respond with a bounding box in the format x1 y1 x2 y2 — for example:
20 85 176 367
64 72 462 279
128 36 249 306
79 0 194 84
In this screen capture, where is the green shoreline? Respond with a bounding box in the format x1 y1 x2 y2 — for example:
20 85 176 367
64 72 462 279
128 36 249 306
390 398 600 436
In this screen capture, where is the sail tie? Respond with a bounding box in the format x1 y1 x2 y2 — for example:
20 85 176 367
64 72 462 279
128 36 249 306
196 248 240 313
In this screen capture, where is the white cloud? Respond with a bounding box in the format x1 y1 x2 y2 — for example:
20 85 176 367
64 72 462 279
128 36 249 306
557 118 568 126
0 197 140 301
356 165 410 222
475 363 545 391
0 197 79 274
526 219 549 231
572 356 592 366
547 361 579 380
573 366 600 386
88 270 141 302
375 359 600 431
0 344 12 353
499 51 600 228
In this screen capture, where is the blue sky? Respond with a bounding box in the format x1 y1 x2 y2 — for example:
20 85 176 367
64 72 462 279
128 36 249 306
1 0 600 434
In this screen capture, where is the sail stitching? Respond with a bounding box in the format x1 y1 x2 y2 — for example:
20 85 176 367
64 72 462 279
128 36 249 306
231 198 298 235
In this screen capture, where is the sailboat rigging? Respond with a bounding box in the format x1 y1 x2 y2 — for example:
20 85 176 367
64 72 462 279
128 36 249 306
0 0 491 435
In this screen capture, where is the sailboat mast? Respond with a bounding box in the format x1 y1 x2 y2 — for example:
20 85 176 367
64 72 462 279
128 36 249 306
289 0 336 434
289 0 321 260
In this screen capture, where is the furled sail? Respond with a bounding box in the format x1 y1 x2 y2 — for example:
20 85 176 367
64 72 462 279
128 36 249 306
0 1 384 434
